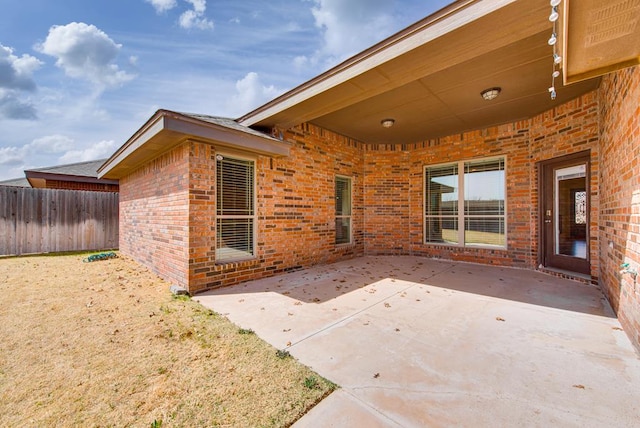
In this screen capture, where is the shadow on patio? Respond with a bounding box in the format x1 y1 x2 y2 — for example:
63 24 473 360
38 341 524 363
200 256 613 317
196 256 639 427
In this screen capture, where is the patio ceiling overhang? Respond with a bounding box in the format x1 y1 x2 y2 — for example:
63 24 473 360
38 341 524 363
563 0 640 84
238 0 630 145
98 110 290 180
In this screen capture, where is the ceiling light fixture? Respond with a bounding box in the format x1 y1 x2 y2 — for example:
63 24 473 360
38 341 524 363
381 118 395 128
549 6 559 22
548 32 557 45
550 0 561 6
480 87 501 101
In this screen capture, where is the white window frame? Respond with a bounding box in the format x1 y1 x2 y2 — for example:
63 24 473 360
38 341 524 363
335 175 353 245
424 156 507 249
215 152 257 263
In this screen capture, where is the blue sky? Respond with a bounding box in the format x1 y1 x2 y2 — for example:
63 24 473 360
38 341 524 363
0 0 450 180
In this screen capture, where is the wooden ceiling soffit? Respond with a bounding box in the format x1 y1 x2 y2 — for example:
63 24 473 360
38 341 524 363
238 0 542 129
563 0 640 84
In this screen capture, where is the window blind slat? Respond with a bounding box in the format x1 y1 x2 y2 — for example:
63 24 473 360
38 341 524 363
216 156 255 262
425 158 505 248
335 176 352 244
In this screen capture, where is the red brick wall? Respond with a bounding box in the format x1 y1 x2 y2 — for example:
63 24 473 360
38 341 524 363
185 124 365 294
259 124 364 267
362 93 599 272
118 72 640 352
119 93 602 296
363 149 412 254
186 142 216 292
119 143 191 289
599 66 640 351
45 180 119 192
529 92 600 279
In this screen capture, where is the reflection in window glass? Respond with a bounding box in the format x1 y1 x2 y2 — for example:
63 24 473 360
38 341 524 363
425 158 505 247
464 159 505 246
425 164 458 243
575 191 586 224
335 176 352 244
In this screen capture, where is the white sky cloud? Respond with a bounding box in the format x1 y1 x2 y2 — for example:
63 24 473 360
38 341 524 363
0 146 24 166
0 44 42 119
295 0 396 70
179 10 214 30
26 135 75 153
145 0 177 13
0 0 445 180
0 89 37 120
145 0 213 29
179 0 213 30
0 134 116 174
226 72 281 117
0 44 42 91
36 22 135 88
186 0 206 14
59 140 118 164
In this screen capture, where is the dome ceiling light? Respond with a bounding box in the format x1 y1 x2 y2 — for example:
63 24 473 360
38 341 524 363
381 118 395 128
480 87 501 101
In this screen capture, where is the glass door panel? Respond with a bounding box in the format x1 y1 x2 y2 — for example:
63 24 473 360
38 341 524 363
554 164 587 259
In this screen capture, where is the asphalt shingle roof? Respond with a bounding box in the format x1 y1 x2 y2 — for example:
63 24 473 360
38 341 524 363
25 159 107 178
0 177 31 187
179 112 281 142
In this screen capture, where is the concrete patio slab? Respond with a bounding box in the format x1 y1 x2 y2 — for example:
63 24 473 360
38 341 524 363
195 256 640 427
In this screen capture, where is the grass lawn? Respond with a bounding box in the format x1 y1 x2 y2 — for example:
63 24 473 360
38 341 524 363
0 253 335 427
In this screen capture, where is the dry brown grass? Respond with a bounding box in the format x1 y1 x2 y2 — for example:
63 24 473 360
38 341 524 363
0 253 335 427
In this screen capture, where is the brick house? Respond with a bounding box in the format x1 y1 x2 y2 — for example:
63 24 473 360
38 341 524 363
1 159 119 192
99 0 640 351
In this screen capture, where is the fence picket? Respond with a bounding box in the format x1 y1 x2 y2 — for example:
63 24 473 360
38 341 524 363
0 187 118 256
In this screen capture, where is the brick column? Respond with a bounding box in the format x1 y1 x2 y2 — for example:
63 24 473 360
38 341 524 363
187 141 217 293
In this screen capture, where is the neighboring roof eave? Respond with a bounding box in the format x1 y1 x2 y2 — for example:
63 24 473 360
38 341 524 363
24 170 118 185
0 177 31 188
236 0 507 128
98 109 290 179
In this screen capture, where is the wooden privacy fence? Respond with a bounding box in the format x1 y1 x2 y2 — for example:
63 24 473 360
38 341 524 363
0 187 118 256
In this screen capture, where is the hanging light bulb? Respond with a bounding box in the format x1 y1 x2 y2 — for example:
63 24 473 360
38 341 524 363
546 0 562 101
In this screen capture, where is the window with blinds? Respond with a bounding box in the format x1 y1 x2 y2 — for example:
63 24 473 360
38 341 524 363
335 176 352 245
425 157 505 248
216 156 255 262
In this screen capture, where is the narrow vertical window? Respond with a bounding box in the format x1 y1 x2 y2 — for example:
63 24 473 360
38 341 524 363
335 176 352 245
425 164 459 244
216 155 255 262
